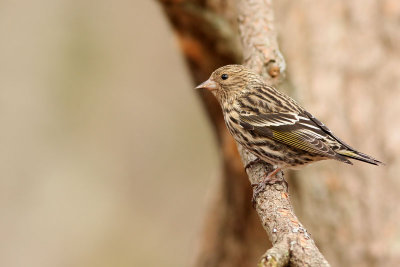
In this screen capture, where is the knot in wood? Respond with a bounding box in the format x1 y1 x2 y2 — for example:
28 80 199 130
268 63 280 78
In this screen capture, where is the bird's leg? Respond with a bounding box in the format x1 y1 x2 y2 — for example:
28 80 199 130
251 167 284 207
244 157 263 172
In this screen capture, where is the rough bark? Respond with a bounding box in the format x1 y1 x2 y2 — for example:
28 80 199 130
236 0 285 81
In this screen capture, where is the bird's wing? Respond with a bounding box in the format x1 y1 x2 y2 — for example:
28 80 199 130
239 112 351 163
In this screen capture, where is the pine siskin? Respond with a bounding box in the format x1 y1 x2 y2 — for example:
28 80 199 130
196 65 383 184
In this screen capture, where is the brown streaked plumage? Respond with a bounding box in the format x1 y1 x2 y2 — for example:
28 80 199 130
196 65 383 180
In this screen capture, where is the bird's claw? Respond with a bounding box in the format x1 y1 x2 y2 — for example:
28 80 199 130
245 158 263 172
251 169 287 208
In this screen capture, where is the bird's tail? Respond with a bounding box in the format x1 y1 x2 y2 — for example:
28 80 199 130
336 149 384 166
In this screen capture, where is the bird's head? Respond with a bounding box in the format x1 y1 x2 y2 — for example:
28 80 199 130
196 65 259 101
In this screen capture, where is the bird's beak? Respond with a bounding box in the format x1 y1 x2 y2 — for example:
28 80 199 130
196 78 218 91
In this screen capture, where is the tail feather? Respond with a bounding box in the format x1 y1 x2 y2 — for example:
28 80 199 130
336 150 383 166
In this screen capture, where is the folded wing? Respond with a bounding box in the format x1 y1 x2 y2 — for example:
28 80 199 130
239 112 352 164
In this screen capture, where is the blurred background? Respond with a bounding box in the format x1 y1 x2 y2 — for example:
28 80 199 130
0 1 217 266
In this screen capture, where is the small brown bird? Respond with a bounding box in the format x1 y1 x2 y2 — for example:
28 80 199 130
196 65 382 185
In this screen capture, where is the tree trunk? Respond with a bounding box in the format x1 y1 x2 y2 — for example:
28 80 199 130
275 1 399 266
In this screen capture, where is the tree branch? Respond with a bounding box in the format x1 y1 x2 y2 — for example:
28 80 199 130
236 0 285 82
235 0 329 266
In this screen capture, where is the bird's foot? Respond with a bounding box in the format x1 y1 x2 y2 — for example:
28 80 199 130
251 168 285 208
245 158 263 172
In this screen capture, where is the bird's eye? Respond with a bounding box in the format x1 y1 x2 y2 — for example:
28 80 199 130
221 74 229 80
